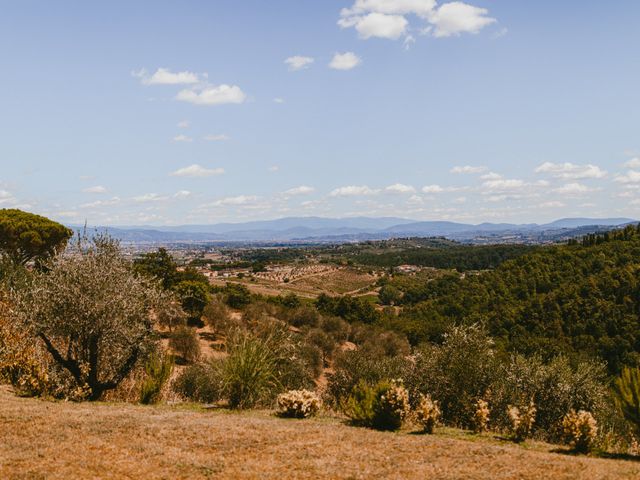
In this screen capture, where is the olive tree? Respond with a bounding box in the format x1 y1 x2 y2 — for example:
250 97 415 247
16 235 162 400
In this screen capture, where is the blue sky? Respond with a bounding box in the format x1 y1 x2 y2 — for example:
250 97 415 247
1 0 639 226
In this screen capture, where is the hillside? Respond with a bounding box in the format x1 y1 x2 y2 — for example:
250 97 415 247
0 386 637 480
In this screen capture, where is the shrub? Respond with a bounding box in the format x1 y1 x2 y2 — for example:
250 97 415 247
169 326 201 364
140 351 173 405
415 394 441 434
562 409 598 453
612 367 640 437
326 349 410 408
14 235 160 400
224 283 251 309
155 291 186 332
277 389 321 418
345 379 409 431
202 296 232 332
172 361 223 403
173 280 210 324
508 401 537 442
473 399 490 433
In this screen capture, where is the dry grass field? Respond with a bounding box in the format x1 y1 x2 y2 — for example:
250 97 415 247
1 386 638 480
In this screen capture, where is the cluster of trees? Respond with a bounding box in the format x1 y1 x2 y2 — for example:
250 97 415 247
386 225 640 373
350 243 536 271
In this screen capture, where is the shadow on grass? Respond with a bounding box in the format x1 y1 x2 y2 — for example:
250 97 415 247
550 447 640 462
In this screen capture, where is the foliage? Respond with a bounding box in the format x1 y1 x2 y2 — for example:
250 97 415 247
316 293 380 324
0 209 73 266
173 280 210 323
14 235 160 400
133 248 178 289
562 410 598 453
345 379 409 431
612 367 640 437
172 361 223 403
140 350 174 405
508 401 537 442
202 295 233 332
169 326 201 364
155 291 186 332
415 394 441 434
276 389 321 418
473 399 490 433
223 282 252 309
393 224 640 372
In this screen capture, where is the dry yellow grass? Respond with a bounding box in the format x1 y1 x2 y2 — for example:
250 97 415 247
0 385 638 479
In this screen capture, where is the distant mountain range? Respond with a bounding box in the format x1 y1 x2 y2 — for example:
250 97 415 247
69 217 637 245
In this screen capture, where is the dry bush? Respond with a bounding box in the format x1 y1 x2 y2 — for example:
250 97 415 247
277 389 321 418
169 326 201 364
562 410 598 453
202 295 233 332
345 379 409 431
415 394 441 434
473 399 490 433
508 401 537 442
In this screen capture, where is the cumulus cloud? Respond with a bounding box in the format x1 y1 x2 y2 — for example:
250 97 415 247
623 157 640 169
329 185 379 197
177 120 190 128
614 170 640 184
553 183 594 196
273 97 285 104
450 165 487 174
133 193 166 203
329 52 362 70
170 164 225 177
80 197 121 208
539 201 566 208
285 56 314 71
481 178 525 193
173 190 191 199
385 183 416 194
422 184 445 193
339 0 496 42
283 185 315 196
172 134 193 143
82 185 107 194
429 2 496 38
0 190 16 205
134 68 200 85
209 195 258 207
535 162 607 180
176 84 246 106
203 134 230 141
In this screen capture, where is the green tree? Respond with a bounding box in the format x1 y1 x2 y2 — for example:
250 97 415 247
174 280 210 323
15 235 160 400
133 248 178 289
613 367 640 437
0 209 72 266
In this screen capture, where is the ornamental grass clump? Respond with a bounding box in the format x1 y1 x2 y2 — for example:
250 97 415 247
508 401 536 442
562 409 598 453
277 389 321 418
473 399 490 433
415 394 441 434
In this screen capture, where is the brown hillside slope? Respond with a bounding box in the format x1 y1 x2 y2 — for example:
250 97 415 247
0 386 638 479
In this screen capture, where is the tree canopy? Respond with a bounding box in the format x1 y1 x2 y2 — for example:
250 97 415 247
0 209 73 266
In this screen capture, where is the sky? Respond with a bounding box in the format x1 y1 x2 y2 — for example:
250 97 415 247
1 0 639 226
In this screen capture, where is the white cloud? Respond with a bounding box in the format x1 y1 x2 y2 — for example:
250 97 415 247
210 195 258 207
481 178 526 193
0 190 16 205
329 185 379 197
285 56 314 71
553 183 593 195
135 68 200 85
176 84 246 106
429 2 496 38
82 185 107 194
80 196 121 208
539 201 566 208
339 0 496 42
385 183 416 194
273 97 285 104
329 52 362 71
203 134 230 141
450 165 487 174
623 157 640 169
172 134 193 143
421 184 444 193
177 120 190 128
614 170 640 184
173 190 191 199
534 162 607 179
480 172 502 180
268 165 280 172
133 193 166 203
283 185 315 196
341 12 408 39
170 164 225 178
